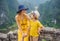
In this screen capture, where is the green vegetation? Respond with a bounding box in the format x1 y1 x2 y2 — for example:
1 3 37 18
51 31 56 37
0 0 18 29
38 0 60 28
8 23 18 31
0 0 60 30
42 39 46 41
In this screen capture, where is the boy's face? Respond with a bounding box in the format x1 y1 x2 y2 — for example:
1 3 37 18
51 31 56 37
33 13 38 19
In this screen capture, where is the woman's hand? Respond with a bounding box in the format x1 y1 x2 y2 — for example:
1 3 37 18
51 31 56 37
22 33 27 38
38 30 40 34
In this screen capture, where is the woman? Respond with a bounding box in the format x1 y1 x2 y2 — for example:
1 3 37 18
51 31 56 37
15 5 30 41
30 11 44 41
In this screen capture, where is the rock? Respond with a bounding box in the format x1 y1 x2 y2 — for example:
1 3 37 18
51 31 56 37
0 33 7 41
0 33 7 38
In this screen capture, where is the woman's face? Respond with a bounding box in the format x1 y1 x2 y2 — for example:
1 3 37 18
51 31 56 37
21 9 27 14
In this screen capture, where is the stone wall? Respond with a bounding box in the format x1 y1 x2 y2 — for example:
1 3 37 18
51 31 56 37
0 27 60 41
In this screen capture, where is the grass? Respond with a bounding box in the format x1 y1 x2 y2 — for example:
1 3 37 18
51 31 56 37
42 39 46 41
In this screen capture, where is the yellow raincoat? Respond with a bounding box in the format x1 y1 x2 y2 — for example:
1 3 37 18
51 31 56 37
30 20 43 37
15 15 30 41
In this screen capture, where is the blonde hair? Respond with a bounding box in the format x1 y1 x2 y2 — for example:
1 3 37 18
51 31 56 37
28 10 40 19
33 10 40 18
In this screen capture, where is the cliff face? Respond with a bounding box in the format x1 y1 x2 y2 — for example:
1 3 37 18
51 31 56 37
0 0 18 29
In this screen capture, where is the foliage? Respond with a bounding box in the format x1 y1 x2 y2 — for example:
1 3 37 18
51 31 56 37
0 0 18 29
38 0 60 28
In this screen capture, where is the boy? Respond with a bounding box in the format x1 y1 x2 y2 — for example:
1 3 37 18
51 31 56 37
30 11 44 41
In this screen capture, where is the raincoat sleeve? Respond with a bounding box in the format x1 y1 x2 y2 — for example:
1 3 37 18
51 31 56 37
37 21 44 32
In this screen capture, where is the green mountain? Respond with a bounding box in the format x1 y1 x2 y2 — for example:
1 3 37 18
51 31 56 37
17 0 50 6
0 0 60 29
38 0 60 28
0 0 18 29
17 0 50 12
